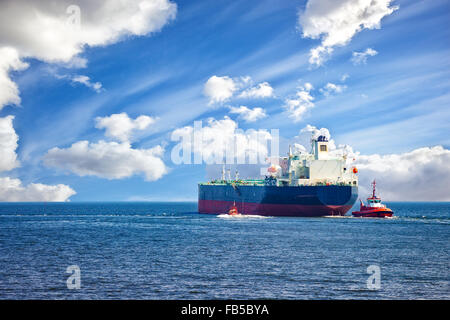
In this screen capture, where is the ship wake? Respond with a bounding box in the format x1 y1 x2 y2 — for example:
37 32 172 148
217 214 271 219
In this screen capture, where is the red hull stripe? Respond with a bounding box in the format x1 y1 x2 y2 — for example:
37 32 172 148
352 212 393 218
198 199 352 217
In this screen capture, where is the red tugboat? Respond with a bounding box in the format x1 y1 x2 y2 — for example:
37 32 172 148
352 180 393 218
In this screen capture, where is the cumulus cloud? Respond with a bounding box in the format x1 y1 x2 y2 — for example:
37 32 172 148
355 146 450 201
308 45 333 66
0 47 29 110
295 124 337 152
229 106 267 122
0 0 177 109
44 112 166 181
203 76 237 104
0 116 75 202
95 112 155 142
0 115 20 172
294 124 450 201
171 117 274 164
238 82 274 99
351 48 378 65
299 0 398 66
44 141 167 181
0 177 76 202
283 83 315 122
320 82 346 96
203 76 275 104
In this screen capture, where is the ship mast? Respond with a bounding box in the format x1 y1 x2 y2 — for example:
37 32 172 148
288 145 293 185
372 179 377 198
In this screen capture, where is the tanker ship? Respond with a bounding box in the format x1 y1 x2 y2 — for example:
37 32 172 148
198 135 358 217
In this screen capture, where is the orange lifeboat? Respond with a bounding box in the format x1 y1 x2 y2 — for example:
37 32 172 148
228 202 240 216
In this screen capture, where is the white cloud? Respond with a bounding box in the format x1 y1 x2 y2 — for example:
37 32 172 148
320 82 346 96
72 75 103 93
308 45 333 66
0 116 75 202
0 177 76 202
95 112 155 142
299 0 398 66
204 76 275 104
203 76 237 104
53 73 103 92
351 48 378 65
0 115 20 172
60 56 88 69
283 83 315 122
229 106 267 122
293 143 308 154
341 73 349 81
0 0 177 109
294 125 450 201
171 117 273 164
44 141 167 181
0 47 29 110
355 146 450 201
295 124 337 151
238 82 274 99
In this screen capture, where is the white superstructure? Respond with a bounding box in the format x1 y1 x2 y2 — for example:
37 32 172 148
270 135 358 187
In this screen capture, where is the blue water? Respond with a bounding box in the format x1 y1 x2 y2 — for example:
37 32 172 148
0 202 448 299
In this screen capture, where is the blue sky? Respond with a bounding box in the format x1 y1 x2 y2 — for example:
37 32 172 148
0 0 449 201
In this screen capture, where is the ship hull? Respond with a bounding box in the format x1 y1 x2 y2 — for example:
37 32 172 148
198 184 358 217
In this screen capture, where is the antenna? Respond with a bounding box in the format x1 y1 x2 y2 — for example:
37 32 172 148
372 179 376 198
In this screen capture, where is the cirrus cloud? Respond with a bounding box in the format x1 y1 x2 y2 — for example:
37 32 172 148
351 48 378 65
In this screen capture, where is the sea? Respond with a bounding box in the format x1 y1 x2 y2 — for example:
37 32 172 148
0 202 448 300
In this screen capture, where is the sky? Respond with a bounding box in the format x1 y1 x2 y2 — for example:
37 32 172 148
0 0 449 201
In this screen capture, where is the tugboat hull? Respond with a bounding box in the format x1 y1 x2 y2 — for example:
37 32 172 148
352 208 393 218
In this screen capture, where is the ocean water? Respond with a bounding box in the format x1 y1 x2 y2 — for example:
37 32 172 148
0 202 448 300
